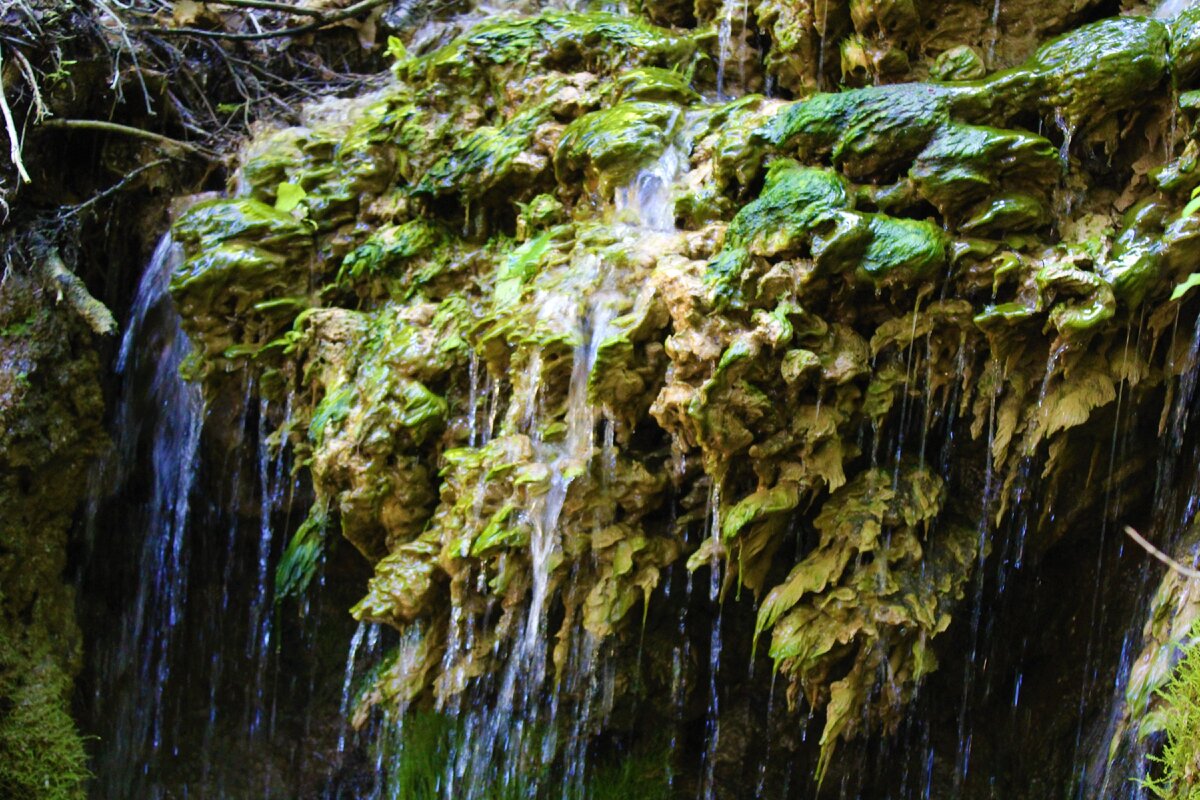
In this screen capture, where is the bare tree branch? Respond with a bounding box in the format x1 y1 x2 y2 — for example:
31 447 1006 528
58 157 172 218
0 45 31 184
1124 526 1200 580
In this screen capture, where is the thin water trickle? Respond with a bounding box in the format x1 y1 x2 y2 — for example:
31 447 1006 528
247 394 292 741
1056 112 1074 167
986 0 1002 66
1009 342 1067 573
1154 0 1195 18
201 372 254 780
953 376 999 793
436 144 686 798
754 670 780 796
1068 328 1136 790
86 232 356 797
715 0 749 100
699 483 724 800
337 622 370 755
467 349 482 447
816 0 830 91
1081 309 1200 800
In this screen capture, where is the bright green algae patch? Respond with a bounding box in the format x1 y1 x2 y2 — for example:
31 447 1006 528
706 159 948 304
556 101 679 194
166 5 1200 784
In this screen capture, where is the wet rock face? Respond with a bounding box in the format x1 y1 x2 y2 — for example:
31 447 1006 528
0 267 104 800
170 2 1200 794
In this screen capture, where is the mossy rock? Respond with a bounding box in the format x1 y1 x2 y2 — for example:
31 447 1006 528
555 100 681 195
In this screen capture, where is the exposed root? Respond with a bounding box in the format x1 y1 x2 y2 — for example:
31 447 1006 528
0 45 30 185
37 118 216 159
9 48 44 124
134 0 391 41
37 249 117 335
202 0 326 17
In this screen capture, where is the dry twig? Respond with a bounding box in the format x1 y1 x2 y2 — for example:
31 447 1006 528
1124 526 1200 580
58 157 171 217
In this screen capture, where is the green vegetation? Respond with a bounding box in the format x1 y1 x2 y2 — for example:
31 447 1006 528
1144 623 1200 799
0 623 90 800
376 711 671 800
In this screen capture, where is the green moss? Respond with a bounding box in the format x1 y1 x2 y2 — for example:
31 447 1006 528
761 84 955 180
406 12 698 97
1035 258 1116 338
555 100 680 195
338 219 451 284
1172 5 1200 89
369 709 672 800
615 67 699 104
353 539 443 624
492 228 566 307
706 160 851 301
414 107 551 202
909 122 1058 230
517 194 566 238
0 274 100 800
0 623 89 800
173 197 311 253
930 45 986 81
858 213 948 283
706 159 948 303
171 198 315 364
1105 207 1165 306
959 16 1169 129
274 500 330 602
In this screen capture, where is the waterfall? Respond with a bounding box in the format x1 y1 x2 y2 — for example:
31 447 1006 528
82 234 359 797
85 234 205 797
715 0 749 99
338 141 691 799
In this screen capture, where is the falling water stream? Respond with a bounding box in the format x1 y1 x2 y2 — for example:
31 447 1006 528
83 235 205 797
73 2 1200 797
81 235 366 797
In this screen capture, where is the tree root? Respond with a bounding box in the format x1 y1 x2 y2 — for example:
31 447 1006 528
0 45 31 184
36 119 216 159
135 0 391 41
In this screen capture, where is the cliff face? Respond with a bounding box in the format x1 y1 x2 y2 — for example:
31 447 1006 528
9 0 1200 796
158 1 1200 795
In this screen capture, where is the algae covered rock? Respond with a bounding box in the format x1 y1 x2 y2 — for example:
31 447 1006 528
556 100 681 195
706 159 948 304
756 465 974 778
163 3 1200 788
930 45 986 81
